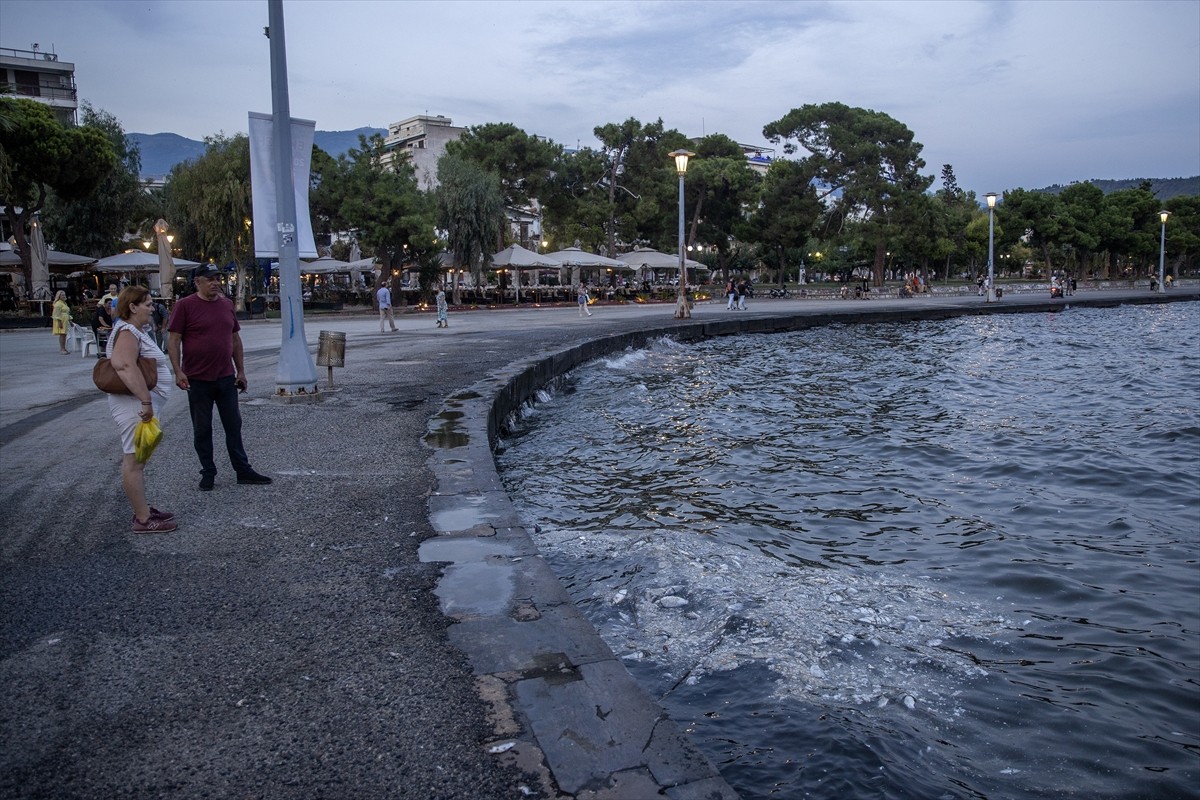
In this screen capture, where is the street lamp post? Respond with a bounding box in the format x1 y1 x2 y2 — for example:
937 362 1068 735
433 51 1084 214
669 149 696 319
986 193 997 302
1157 210 1169 293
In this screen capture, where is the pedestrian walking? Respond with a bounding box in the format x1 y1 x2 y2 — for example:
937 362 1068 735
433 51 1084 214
377 278 399 332
167 265 272 492
51 290 71 354
435 284 448 328
107 286 176 532
578 284 592 317
737 280 748 310
726 279 736 310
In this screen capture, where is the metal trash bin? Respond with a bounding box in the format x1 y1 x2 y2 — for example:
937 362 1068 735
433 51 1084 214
316 330 345 386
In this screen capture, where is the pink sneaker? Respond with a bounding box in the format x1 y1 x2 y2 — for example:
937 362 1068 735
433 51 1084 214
149 507 175 521
132 515 177 534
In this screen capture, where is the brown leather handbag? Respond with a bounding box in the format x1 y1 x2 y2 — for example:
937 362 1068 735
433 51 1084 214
92 329 158 394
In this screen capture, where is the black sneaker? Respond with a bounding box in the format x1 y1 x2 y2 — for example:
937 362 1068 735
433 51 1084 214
199 475 215 491
236 470 273 485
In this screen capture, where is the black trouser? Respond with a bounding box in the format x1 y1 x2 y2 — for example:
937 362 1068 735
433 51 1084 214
186 375 251 478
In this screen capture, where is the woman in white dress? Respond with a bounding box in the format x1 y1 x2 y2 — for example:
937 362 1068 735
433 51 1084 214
108 285 176 533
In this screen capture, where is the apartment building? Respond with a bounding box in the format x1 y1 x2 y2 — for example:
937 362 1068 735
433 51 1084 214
0 44 78 126
381 114 465 191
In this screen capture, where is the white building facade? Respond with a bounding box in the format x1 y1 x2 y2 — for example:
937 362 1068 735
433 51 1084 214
0 44 77 126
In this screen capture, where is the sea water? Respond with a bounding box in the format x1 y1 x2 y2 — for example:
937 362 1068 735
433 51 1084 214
495 302 1200 799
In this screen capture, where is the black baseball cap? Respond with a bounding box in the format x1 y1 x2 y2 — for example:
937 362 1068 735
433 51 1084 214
194 264 221 279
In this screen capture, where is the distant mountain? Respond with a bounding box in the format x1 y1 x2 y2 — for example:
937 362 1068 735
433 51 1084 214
131 133 209 179
1036 176 1199 200
313 128 387 158
128 127 387 179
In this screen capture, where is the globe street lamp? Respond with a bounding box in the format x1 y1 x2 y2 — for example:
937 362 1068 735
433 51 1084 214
985 193 997 303
669 148 696 319
1157 210 1169 293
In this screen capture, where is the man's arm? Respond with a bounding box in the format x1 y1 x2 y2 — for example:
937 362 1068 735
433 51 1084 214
168 331 189 390
232 331 247 391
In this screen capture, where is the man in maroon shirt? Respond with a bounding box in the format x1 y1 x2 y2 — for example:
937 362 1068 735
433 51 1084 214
167 265 272 491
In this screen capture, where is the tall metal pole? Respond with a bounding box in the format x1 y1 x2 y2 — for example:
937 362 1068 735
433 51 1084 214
675 170 689 319
1157 211 1168 294
268 0 318 394
986 193 997 303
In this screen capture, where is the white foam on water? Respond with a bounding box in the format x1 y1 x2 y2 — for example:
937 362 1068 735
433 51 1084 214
600 349 650 370
535 525 1011 715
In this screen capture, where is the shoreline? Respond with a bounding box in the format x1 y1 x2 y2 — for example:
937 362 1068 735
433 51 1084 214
1 288 1195 799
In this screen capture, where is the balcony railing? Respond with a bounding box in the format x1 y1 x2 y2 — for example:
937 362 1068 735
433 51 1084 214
2 82 77 103
0 46 61 62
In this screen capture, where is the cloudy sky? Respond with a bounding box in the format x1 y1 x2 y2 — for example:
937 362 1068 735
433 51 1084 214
4 0 1198 197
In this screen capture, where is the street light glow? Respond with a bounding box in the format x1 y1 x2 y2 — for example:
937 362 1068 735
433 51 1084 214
670 148 695 176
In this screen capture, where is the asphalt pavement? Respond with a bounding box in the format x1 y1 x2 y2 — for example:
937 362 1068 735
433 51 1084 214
1 286 1194 799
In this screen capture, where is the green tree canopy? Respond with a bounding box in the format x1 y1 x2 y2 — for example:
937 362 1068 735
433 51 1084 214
442 122 560 212
436 154 504 300
162 134 255 308
929 164 980 280
323 134 434 271
749 159 821 283
592 118 689 255
995 188 1064 274
1163 194 1199 277
1057 182 1105 277
539 146 610 254
683 133 760 273
1097 182 1160 277
163 134 252 267
42 103 150 259
0 98 117 287
764 102 932 285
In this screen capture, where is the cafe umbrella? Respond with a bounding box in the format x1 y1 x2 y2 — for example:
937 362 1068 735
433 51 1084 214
154 219 177 300
616 247 704 286
28 214 51 307
0 249 96 269
543 246 630 291
94 251 201 273
490 244 561 303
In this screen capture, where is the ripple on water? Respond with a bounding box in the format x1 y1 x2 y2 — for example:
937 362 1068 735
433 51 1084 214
498 303 1200 800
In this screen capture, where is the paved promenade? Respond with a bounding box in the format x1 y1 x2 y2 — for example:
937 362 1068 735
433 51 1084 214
1 287 1195 799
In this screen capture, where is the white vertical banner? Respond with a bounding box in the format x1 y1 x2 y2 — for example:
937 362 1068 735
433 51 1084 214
248 111 318 258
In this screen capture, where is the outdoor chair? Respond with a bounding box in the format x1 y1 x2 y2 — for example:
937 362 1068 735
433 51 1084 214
66 322 90 354
84 328 110 359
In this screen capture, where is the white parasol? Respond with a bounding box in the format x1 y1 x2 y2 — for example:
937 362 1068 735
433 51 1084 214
95 250 200 273
545 246 631 289
616 247 705 284
155 219 176 299
29 214 51 304
300 256 354 274
491 244 562 302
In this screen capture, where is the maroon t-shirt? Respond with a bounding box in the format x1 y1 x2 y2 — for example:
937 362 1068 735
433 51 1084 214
167 293 240 381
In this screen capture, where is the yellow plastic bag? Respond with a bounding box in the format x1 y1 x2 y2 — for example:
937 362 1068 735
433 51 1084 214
134 416 163 464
